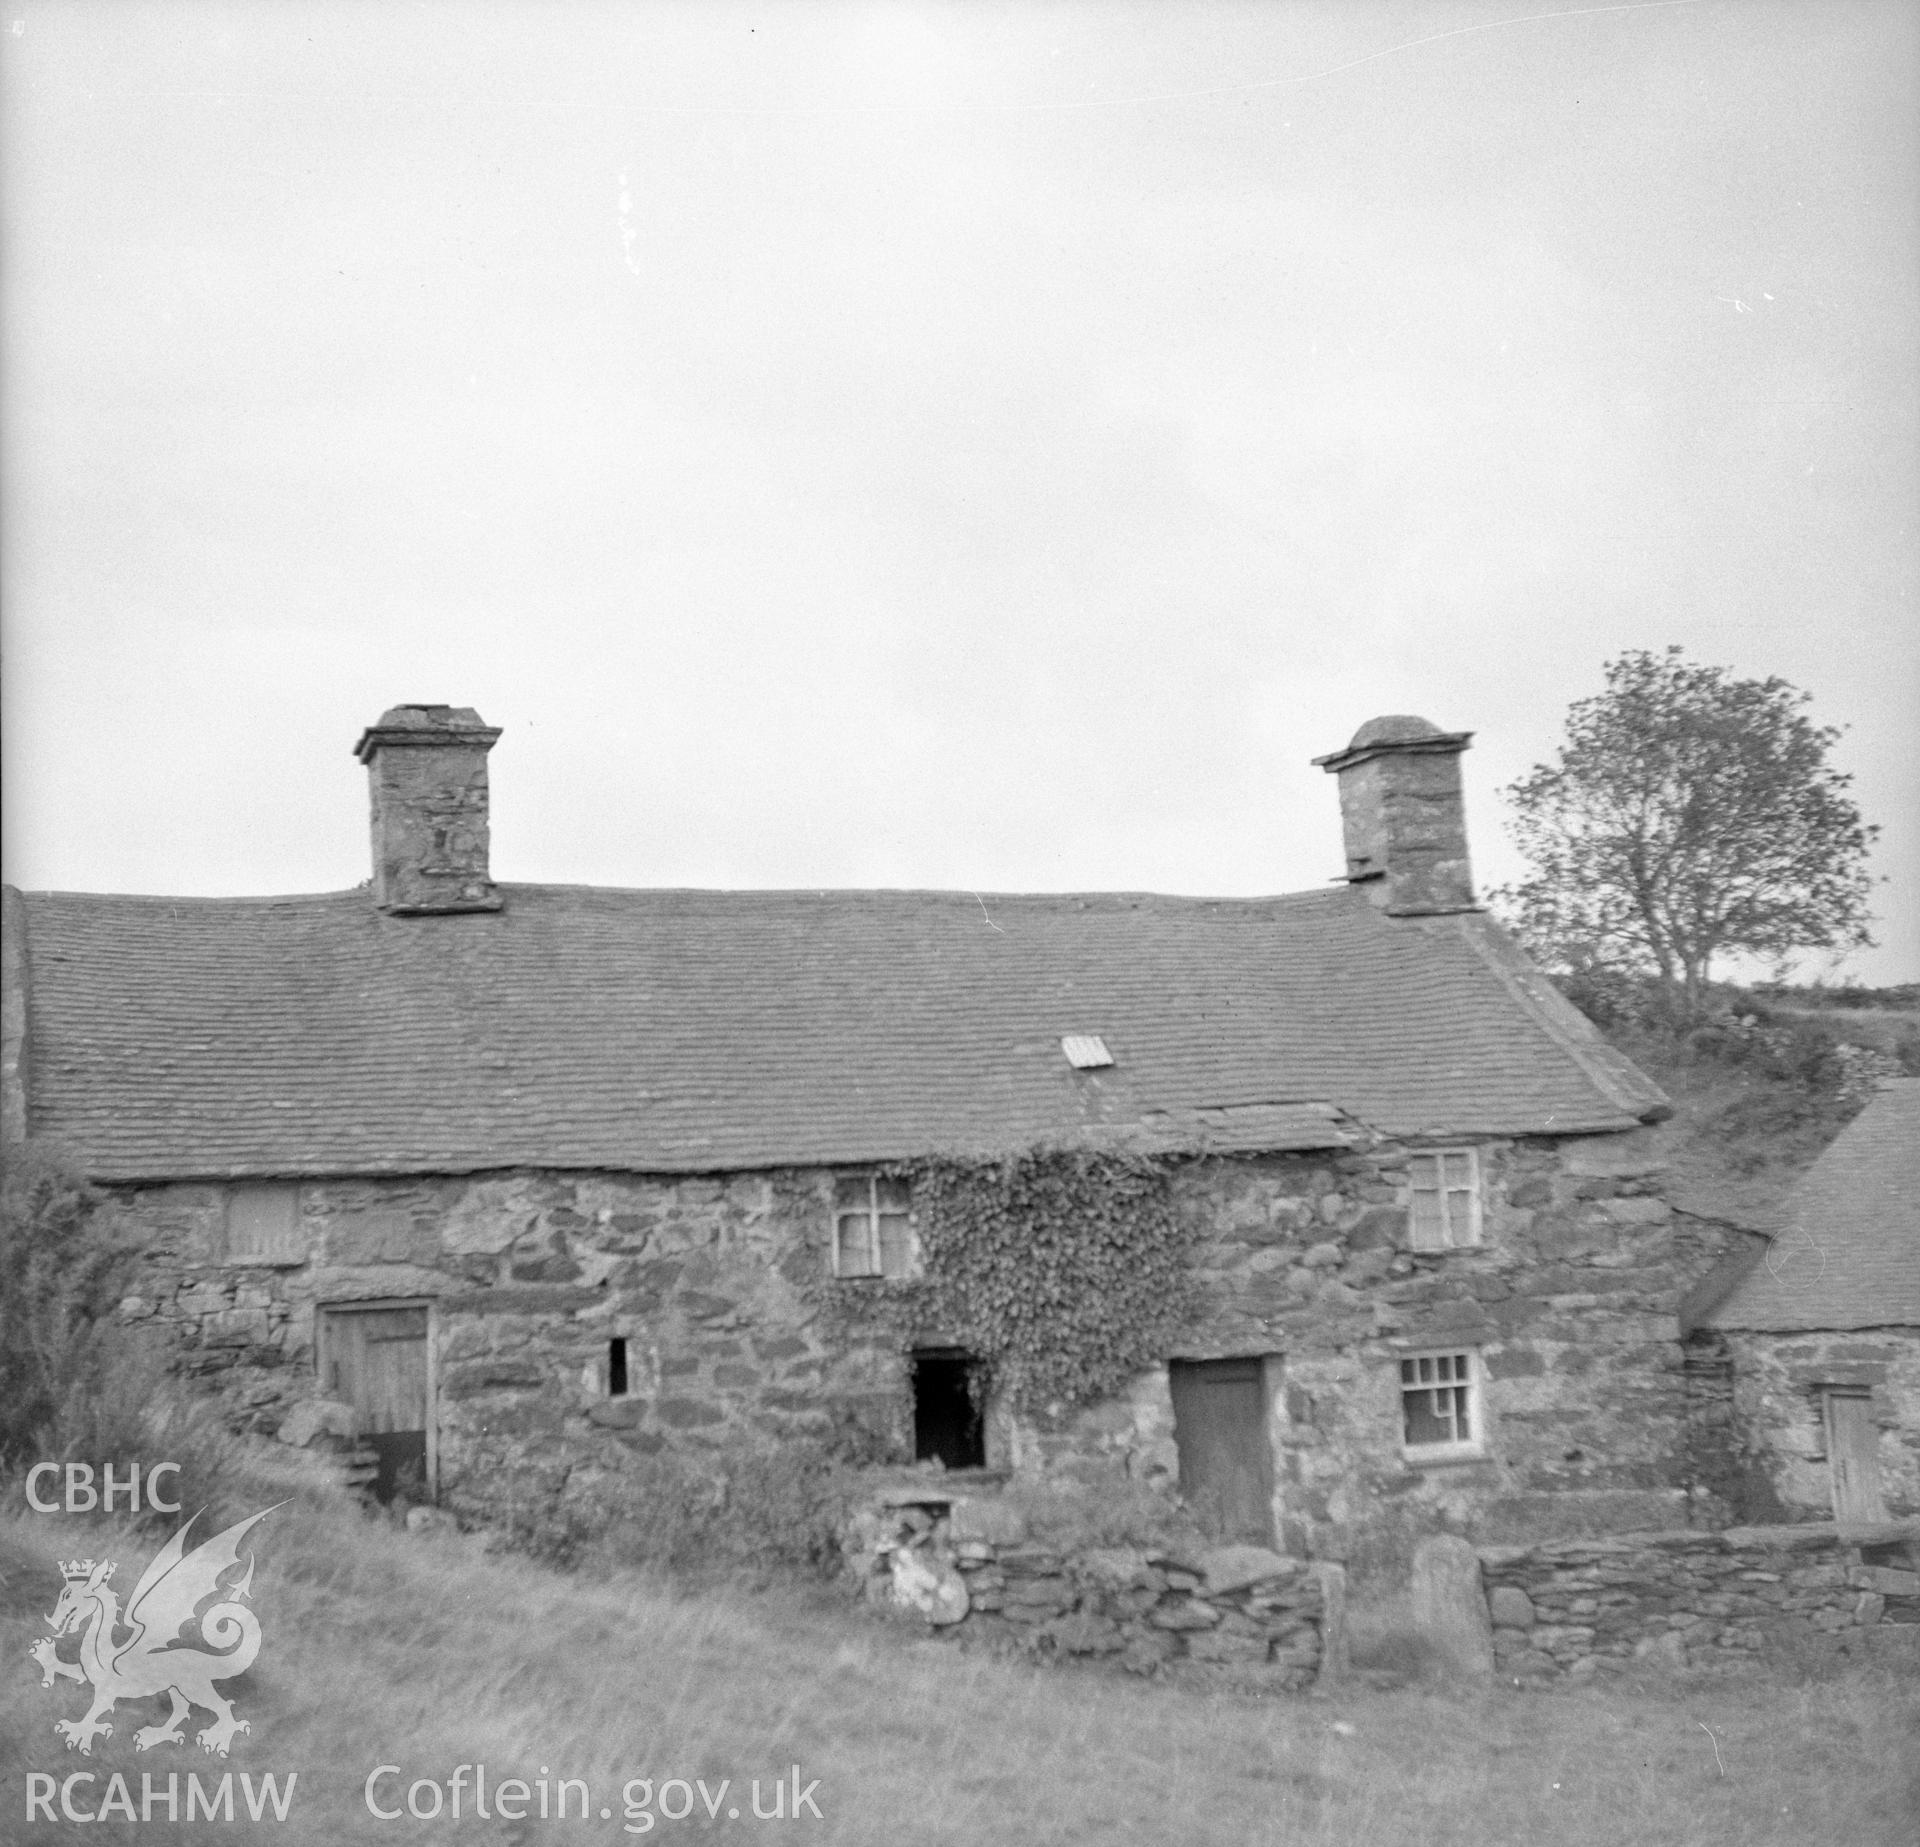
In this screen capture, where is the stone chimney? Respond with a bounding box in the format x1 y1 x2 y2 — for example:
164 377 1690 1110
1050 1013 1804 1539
1312 716 1477 915
353 705 503 914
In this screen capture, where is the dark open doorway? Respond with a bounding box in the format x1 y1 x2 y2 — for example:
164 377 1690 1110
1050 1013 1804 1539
912 1349 985 1469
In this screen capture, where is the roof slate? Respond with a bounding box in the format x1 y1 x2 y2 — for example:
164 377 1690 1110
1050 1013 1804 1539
9 881 1666 1179
1700 1079 1920 1332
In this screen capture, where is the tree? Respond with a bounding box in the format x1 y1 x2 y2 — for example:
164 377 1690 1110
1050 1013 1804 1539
1493 648 1877 1018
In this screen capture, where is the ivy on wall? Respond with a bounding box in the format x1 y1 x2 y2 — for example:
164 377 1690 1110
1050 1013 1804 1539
817 1146 1195 1420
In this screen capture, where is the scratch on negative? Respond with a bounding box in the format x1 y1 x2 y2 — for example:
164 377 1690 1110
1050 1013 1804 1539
1698 1722 1725 1777
972 893 1004 934
1764 1225 1827 1286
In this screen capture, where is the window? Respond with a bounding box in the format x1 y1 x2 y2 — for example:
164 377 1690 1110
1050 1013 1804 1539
1407 1150 1481 1250
832 1175 915 1279
607 1337 630 1398
1400 1351 1481 1459
225 1183 304 1265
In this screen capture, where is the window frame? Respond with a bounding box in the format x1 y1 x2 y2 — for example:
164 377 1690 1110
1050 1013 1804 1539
1397 1349 1484 1463
1406 1148 1483 1252
222 1182 307 1267
830 1173 917 1281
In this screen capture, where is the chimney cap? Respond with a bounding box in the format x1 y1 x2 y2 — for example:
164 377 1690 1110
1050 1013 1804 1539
353 705 501 763
1312 714 1472 773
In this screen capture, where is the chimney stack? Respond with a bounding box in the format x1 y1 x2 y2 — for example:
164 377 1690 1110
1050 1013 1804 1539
353 706 503 914
1312 716 1477 915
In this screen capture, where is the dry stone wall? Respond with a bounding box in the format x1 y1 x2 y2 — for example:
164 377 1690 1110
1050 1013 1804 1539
848 1490 1342 1689
1477 1522 1920 1680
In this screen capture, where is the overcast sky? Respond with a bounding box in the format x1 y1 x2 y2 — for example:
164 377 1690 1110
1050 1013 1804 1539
4 0 1915 984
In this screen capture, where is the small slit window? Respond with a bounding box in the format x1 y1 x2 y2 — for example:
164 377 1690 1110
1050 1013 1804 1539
832 1175 915 1280
608 1337 630 1398
224 1184 304 1265
1400 1351 1481 1458
1408 1150 1481 1251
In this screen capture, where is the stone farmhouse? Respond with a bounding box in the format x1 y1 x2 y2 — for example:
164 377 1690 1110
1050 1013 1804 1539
3 704 1773 1575
1687 1078 1920 1527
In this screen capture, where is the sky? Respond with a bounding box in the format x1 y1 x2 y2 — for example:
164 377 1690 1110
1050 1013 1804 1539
3 0 1916 985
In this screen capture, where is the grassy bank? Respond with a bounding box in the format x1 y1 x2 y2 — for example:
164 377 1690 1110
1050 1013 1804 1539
4 1497 1915 1845
1567 982 1920 1228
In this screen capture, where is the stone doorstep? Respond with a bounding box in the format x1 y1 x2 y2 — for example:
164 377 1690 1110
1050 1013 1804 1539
1734 1520 1918 1551
873 1486 959 1510
1195 1544 1303 1597
1850 1565 1920 1597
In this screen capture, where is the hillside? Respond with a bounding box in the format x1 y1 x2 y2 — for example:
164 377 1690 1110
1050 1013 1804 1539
1575 983 1920 1232
4 1490 1916 1846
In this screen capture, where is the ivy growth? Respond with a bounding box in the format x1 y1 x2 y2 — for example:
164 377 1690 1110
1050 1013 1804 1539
902 1145 1196 1419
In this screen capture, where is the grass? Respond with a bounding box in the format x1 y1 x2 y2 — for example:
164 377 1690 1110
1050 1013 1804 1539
1593 995 1917 1228
5 1496 1916 1845
1767 1006 1920 1060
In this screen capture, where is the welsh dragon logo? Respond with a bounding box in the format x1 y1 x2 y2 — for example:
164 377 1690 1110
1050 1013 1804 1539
29 1503 282 1757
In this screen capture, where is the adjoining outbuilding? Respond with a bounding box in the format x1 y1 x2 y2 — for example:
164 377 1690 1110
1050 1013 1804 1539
1687 1078 1920 1526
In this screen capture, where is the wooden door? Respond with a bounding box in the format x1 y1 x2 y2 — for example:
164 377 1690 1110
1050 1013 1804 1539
1825 1392 1888 1524
323 1306 431 1504
1169 1357 1274 1544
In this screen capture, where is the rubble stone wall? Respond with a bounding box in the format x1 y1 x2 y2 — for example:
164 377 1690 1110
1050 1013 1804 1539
101 1120 1745 1570
1714 1329 1920 1521
107 1168 905 1519
848 1492 1342 1690
1014 1127 1743 1575
1477 1522 1920 1680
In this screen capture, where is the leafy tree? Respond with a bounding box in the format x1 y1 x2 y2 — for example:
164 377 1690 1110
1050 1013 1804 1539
1493 648 1877 1018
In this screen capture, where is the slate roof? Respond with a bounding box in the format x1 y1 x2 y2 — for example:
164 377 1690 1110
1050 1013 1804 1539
6 880 1666 1180
1698 1079 1920 1333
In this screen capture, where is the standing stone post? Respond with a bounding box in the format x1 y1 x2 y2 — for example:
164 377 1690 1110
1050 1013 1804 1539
1411 1534 1494 1677
1312 1561 1349 1687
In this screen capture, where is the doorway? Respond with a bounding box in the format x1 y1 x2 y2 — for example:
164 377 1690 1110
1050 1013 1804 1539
1169 1356 1274 1543
911 1349 985 1469
320 1303 434 1504
1824 1390 1888 1523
